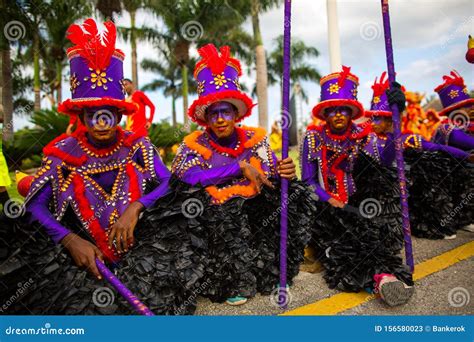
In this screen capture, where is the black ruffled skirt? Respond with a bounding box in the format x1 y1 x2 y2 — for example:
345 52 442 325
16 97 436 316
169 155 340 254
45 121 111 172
308 161 412 292
172 180 316 302
0 184 205 315
404 150 472 239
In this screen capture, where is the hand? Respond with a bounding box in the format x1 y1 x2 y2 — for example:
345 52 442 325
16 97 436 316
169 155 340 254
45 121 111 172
277 157 296 180
239 161 274 192
66 124 74 135
386 81 406 113
61 233 103 279
108 201 144 254
468 153 474 163
328 197 345 208
145 122 152 130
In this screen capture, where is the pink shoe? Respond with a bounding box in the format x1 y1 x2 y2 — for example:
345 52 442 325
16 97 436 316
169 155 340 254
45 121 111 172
374 273 414 306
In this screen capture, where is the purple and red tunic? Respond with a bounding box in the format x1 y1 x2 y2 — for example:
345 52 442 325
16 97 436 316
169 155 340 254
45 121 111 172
431 120 474 151
301 123 395 203
172 126 278 204
24 128 170 262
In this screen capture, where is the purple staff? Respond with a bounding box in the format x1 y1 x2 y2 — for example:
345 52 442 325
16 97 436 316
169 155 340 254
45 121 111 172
279 0 292 309
96 258 155 316
380 0 414 272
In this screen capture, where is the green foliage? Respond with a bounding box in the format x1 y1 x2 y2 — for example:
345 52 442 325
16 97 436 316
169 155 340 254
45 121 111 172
148 120 199 163
4 109 69 170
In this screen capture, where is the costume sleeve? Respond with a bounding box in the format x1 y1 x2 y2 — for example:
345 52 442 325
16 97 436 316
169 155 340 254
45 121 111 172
26 183 71 244
138 91 155 123
301 132 331 202
378 134 396 166
137 150 172 209
448 129 474 151
181 155 242 186
421 140 469 159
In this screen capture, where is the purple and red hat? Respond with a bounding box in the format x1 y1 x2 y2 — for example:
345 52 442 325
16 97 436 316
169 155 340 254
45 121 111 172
188 44 254 126
312 66 364 120
365 71 399 118
58 18 137 116
434 70 473 117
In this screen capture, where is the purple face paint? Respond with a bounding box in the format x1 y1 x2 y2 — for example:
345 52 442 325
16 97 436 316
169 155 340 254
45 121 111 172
372 116 384 124
206 102 237 123
84 107 119 129
324 106 352 118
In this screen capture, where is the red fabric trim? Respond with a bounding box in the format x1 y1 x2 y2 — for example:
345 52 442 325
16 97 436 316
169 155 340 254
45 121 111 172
43 134 87 167
312 99 364 120
322 124 371 141
437 98 474 117
72 174 118 262
58 97 138 116
73 127 125 157
321 145 348 204
188 90 255 126
207 127 248 158
365 110 393 118
126 163 141 203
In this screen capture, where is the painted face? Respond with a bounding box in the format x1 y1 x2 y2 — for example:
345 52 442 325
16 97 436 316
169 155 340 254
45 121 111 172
371 116 393 134
82 107 121 144
205 101 237 139
325 106 352 133
448 105 474 128
122 80 133 95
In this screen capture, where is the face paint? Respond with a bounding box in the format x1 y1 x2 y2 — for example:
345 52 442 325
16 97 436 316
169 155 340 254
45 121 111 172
206 102 238 139
83 107 120 145
324 106 352 118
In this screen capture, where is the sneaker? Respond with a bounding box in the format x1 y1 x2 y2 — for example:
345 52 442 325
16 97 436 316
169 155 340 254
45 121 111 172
444 234 457 240
225 296 248 306
461 224 474 233
374 273 414 307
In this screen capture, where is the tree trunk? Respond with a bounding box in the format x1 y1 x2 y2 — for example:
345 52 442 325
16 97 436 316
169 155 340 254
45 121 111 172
33 31 41 111
130 10 138 87
171 93 177 127
182 65 189 130
1 46 14 141
56 61 62 104
251 0 269 131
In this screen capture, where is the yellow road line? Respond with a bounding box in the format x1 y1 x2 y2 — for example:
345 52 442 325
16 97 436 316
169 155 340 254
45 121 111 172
282 240 474 316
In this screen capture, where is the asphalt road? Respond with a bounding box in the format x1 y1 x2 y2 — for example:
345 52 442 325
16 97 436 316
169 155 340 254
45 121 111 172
195 230 474 315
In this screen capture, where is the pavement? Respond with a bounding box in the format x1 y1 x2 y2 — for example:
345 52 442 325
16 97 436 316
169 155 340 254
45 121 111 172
195 230 474 316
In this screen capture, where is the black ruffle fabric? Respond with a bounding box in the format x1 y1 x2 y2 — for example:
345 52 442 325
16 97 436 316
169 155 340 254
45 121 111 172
309 201 413 293
0 182 206 315
352 157 404 252
451 162 474 230
404 149 460 239
169 180 316 302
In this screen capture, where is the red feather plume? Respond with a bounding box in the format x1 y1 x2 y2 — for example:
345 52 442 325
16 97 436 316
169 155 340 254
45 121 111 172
66 18 117 70
195 44 242 76
371 71 389 97
435 70 466 92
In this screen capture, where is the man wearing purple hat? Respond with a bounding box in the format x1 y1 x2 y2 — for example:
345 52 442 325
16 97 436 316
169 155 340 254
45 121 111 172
172 44 316 306
431 70 474 150
366 72 473 240
0 19 202 315
301 66 414 306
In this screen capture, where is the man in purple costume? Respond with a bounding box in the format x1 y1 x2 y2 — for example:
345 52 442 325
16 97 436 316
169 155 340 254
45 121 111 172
172 44 316 306
301 66 414 307
431 70 474 150
0 19 200 315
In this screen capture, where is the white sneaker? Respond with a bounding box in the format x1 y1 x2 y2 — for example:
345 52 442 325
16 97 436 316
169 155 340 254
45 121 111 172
461 224 474 233
444 234 457 240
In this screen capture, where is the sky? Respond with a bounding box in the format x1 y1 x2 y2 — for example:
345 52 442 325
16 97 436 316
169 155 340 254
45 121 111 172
17 0 474 131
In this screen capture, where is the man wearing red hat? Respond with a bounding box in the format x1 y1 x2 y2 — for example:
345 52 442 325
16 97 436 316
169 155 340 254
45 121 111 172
365 72 473 240
172 44 316 306
301 66 414 306
431 70 474 150
0 19 202 315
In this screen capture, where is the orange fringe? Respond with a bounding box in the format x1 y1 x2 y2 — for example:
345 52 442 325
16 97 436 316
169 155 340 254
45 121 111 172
183 126 267 161
206 157 265 203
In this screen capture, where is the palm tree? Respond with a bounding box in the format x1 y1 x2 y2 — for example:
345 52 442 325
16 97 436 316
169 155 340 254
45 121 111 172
147 0 250 128
265 35 321 102
251 0 281 131
141 43 197 127
44 0 92 104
